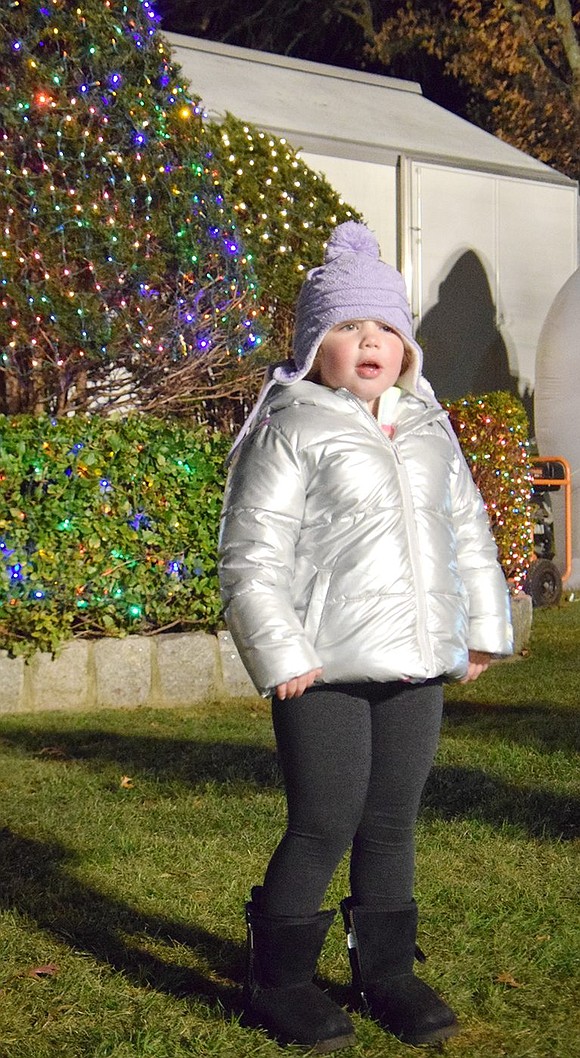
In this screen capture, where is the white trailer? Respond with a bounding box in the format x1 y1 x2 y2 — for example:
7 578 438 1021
166 33 577 419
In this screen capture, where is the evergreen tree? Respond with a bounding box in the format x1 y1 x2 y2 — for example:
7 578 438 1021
0 0 263 418
205 114 362 360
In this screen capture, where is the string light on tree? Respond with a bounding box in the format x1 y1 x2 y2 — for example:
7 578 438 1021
0 0 263 418
205 112 362 362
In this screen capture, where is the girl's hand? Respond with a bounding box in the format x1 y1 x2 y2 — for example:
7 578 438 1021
276 668 323 700
459 650 493 683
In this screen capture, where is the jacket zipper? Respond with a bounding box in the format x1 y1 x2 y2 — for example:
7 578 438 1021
391 442 434 672
341 389 436 673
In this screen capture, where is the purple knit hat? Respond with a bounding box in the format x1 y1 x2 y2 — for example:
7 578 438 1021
272 220 423 392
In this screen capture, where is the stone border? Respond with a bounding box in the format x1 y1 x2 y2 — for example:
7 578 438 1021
0 631 260 714
0 595 532 714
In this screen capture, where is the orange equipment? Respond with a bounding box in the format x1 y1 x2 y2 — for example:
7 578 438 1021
524 456 572 606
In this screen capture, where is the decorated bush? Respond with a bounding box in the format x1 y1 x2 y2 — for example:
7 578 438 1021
445 391 533 589
0 415 228 656
205 112 362 360
0 0 263 419
0 393 533 657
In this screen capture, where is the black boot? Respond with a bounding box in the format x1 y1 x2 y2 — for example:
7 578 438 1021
341 898 459 1047
244 887 356 1053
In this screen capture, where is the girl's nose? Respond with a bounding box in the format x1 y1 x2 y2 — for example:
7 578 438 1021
361 322 380 344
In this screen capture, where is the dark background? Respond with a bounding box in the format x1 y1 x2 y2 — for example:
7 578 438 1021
154 0 471 121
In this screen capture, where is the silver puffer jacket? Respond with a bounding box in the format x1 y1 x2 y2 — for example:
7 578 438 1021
218 381 513 696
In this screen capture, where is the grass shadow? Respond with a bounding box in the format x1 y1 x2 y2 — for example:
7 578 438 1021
0 711 577 841
443 698 580 755
0 826 245 1013
423 763 579 840
0 726 281 789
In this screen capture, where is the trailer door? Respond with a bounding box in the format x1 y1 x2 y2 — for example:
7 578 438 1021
402 159 577 405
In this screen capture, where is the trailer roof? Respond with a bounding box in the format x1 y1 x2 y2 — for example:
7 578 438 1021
165 33 575 186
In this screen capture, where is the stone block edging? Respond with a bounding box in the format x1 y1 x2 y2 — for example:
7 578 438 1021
0 594 532 714
0 630 260 714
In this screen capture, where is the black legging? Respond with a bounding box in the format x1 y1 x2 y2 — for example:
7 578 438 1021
261 680 444 916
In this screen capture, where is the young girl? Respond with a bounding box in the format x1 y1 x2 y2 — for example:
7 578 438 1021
218 223 513 1052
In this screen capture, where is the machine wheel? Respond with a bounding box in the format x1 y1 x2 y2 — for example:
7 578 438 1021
524 559 563 607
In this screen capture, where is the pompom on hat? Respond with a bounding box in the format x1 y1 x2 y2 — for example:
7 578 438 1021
229 222 437 455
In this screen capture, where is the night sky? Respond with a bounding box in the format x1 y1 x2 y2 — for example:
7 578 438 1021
154 0 470 120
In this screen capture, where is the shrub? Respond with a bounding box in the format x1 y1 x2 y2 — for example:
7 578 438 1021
0 1 263 418
0 415 229 656
445 391 533 588
205 113 362 359
0 391 533 658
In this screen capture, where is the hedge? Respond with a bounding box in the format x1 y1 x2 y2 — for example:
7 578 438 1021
445 391 533 588
0 393 532 658
0 415 229 657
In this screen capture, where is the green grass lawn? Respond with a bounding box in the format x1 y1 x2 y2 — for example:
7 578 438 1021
0 603 578 1058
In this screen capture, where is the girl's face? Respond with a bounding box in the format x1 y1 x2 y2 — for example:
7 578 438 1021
316 319 406 409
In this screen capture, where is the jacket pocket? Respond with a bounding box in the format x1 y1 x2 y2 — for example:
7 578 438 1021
303 569 332 643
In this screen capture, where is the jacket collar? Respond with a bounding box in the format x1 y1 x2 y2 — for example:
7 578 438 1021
265 380 439 426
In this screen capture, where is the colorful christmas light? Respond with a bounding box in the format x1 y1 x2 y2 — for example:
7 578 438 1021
0 0 263 417
0 414 227 649
445 393 534 589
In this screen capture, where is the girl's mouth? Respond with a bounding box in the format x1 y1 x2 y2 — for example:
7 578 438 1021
356 361 381 378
